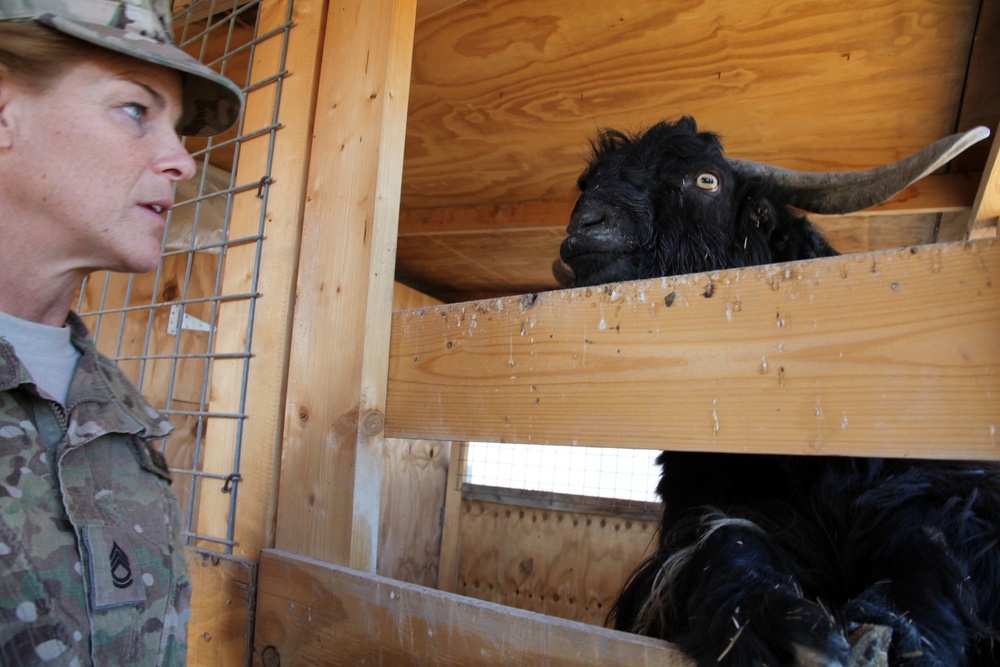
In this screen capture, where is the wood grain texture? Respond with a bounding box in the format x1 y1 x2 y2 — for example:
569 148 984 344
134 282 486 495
276 0 416 569
196 0 327 559
954 0 1000 174
186 549 256 666
969 125 1000 236
386 240 1000 459
455 499 658 626
395 205 971 303
402 0 982 210
378 438 451 587
416 0 470 22
378 283 453 587
253 549 693 666
436 441 465 592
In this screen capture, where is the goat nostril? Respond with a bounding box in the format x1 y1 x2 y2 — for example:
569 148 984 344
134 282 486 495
569 210 605 232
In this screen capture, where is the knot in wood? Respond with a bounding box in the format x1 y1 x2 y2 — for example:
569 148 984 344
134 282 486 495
361 409 385 437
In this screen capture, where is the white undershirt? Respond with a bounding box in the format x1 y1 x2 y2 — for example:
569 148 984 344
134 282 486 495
0 310 81 406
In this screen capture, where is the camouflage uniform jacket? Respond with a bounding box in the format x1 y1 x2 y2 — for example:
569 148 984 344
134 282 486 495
0 313 190 666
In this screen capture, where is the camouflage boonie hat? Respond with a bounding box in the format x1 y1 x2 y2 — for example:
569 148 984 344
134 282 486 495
0 0 243 136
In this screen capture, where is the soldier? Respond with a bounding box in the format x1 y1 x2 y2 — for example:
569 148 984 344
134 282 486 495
0 1 242 663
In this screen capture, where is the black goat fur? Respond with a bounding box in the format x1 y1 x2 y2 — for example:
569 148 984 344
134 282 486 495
558 117 1000 667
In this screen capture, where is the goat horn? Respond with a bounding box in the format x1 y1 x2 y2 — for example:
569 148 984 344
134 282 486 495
727 126 990 215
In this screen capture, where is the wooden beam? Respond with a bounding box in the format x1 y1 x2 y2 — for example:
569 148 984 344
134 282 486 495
397 173 982 237
379 284 451 587
969 124 1000 239
435 441 464 593
253 549 693 666
386 240 1000 460
276 0 416 570
196 0 327 560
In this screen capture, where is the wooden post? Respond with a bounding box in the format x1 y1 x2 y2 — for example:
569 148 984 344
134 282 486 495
183 0 330 663
436 441 465 593
969 124 1000 238
275 0 417 569
192 0 328 560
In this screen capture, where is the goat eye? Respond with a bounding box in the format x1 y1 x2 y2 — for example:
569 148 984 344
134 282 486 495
696 173 720 191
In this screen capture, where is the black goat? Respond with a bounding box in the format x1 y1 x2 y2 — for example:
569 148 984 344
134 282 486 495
554 116 999 667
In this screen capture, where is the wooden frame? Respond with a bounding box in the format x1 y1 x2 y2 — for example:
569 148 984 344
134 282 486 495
166 0 1000 663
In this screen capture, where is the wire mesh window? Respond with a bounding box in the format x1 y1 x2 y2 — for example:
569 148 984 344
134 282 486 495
74 0 292 554
461 442 662 512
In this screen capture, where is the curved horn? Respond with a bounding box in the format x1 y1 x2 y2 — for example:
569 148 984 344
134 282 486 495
727 126 990 214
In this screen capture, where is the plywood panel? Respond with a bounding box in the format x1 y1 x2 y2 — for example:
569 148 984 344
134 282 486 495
253 549 693 666
378 438 451 586
456 499 657 626
402 0 981 209
386 240 1000 459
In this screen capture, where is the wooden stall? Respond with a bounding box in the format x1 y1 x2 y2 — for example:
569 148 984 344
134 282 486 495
73 0 1000 664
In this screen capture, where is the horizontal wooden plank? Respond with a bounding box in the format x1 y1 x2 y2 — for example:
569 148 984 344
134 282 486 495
397 174 981 237
386 240 1000 460
253 549 692 666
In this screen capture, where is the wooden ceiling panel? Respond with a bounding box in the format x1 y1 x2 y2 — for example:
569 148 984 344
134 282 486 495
395 229 567 302
394 0 998 303
402 0 982 210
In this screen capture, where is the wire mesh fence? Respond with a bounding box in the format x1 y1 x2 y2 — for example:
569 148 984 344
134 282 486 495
460 441 662 514
75 0 293 554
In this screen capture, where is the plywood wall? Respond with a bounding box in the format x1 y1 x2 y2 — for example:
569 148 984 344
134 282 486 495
452 498 658 626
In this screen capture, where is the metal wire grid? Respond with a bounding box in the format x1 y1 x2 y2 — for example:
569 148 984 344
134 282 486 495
74 0 293 553
460 441 663 513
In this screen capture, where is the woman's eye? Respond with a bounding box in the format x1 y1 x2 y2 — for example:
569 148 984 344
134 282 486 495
696 173 720 191
122 103 148 122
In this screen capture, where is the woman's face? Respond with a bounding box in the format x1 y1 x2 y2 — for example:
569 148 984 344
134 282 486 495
0 53 197 275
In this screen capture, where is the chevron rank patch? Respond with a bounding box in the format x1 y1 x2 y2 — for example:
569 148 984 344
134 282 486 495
82 526 147 609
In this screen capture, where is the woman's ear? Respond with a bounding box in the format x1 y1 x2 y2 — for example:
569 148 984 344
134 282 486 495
0 68 16 150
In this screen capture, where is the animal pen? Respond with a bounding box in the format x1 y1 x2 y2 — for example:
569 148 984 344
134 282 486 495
75 0 998 663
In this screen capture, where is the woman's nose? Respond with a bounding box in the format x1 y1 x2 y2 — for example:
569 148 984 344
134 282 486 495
157 133 197 182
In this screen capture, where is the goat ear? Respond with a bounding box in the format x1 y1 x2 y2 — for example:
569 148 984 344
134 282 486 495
677 115 699 133
727 127 990 214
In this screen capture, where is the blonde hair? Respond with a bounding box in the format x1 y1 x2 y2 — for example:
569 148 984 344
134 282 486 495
0 22 106 91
